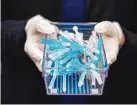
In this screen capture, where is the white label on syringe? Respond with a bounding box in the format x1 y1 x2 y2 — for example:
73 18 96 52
91 72 96 86
91 70 103 85
51 89 57 94
91 88 99 95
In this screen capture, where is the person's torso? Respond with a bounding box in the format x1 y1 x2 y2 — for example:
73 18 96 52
2 0 136 32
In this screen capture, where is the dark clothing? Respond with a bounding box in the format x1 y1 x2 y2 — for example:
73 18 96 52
1 0 137 104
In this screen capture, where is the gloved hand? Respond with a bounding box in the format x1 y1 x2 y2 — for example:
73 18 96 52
94 21 125 65
24 15 58 72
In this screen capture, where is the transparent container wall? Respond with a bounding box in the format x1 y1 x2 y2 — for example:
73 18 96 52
42 23 108 95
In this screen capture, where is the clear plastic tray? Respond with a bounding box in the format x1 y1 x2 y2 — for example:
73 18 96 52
41 23 109 95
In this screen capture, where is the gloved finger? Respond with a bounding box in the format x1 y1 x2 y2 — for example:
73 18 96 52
94 21 118 38
46 24 58 40
30 48 43 72
25 41 44 72
25 14 45 32
101 35 119 64
40 57 43 70
28 33 45 42
36 19 56 35
106 52 117 65
112 22 124 44
37 24 58 41
30 49 43 63
35 61 42 72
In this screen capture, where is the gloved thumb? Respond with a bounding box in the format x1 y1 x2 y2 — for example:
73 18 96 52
94 21 118 38
36 20 56 35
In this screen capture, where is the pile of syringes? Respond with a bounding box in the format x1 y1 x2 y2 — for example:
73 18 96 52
41 25 109 95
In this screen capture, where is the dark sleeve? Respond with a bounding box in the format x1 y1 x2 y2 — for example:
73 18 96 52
121 27 137 52
1 20 28 63
121 0 137 53
118 27 137 61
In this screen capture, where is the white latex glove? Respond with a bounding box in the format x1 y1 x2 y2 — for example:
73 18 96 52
24 15 58 72
94 21 125 65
